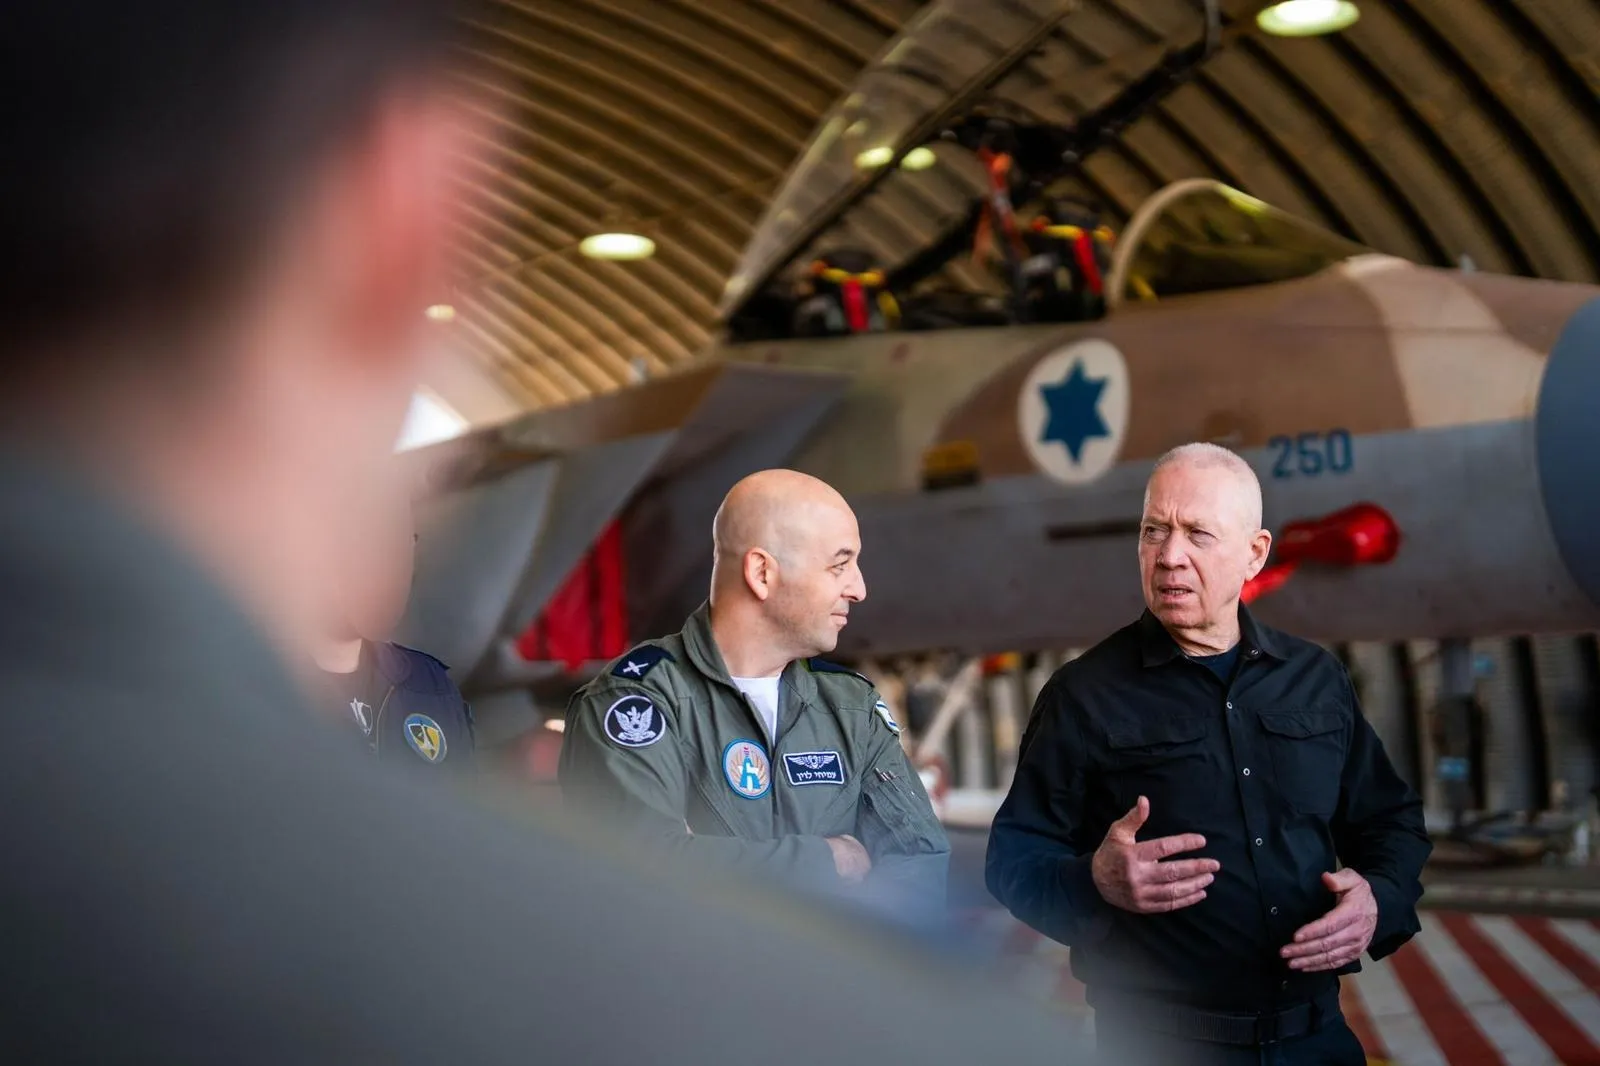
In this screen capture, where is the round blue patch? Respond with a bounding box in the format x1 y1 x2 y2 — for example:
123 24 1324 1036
404 713 448 763
604 694 664 748
722 739 771 799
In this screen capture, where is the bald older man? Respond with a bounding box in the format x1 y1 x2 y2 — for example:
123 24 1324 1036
986 443 1429 1065
558 469 949 920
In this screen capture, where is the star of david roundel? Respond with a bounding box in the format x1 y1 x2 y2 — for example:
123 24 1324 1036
1016 338 1131 486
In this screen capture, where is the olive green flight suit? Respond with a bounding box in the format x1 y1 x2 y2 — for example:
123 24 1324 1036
558 603 950 914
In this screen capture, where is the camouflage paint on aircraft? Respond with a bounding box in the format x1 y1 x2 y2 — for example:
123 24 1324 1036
400 182 1600 690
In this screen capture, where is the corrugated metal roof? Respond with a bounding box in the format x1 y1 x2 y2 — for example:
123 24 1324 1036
440 0 1600 411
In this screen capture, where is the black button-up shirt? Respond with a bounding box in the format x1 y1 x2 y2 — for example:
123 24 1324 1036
985 607 1431 1012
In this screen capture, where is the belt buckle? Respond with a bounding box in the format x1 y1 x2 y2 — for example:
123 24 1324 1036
1254 1010 1282 1046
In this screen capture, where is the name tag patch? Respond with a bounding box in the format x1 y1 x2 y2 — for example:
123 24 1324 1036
783 751 846 787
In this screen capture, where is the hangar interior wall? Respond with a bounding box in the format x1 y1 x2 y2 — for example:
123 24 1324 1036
894 631 1600 825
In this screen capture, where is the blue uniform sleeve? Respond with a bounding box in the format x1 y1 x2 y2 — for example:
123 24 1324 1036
985 678 1113 947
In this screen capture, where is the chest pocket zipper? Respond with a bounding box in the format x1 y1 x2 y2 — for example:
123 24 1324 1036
859 766 923 855
689 777 743 836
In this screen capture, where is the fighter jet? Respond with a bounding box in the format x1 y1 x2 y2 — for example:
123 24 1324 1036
400 174 1600 707
398 0 1600 723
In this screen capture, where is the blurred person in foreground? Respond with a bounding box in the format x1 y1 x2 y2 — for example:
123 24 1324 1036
0 4 1085 1063
312 471 475 774
986 443 1430 1065
559 469 950 929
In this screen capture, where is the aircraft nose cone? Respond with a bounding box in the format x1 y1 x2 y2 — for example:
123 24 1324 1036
1535 296 1600 606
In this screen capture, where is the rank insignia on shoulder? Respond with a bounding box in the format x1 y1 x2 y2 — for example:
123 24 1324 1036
603 694 664 748
612 645 674 681
873 699 901 736
806 657 871 686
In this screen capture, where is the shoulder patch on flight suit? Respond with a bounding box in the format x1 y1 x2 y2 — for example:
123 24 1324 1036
404 713 449 763
806 657 871 686
872 699 901 735
603 693 665 748
611 645 674 681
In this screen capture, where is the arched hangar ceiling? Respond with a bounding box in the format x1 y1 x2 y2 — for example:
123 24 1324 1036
441 0 1600 414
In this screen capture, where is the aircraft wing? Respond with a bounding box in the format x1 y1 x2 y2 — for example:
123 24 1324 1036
395 363 850 688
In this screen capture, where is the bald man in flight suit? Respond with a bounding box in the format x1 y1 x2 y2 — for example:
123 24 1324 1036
558 469 950 925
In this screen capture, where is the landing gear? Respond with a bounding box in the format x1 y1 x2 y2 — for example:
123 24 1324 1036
1431 639 1484 834
1428 639 1573 866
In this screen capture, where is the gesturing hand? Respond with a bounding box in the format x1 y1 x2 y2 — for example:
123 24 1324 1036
1090 795 1219 914
1282 869 1378 972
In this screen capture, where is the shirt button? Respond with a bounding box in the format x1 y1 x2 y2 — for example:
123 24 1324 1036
1255 837 1263 846
1242 768 1251 776
1281 980 1289 991
1249 649 1261 658
1270 906 1279 915
1226 701 1233 709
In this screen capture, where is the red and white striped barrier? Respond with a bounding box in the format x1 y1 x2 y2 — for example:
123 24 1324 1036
956 908 1600 1064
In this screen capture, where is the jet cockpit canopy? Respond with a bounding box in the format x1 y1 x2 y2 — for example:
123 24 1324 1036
1104 178 1373 309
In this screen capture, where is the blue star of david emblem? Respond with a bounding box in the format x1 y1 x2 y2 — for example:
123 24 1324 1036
1038 359 1110 463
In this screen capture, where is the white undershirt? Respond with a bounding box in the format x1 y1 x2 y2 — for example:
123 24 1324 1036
731 675 782 744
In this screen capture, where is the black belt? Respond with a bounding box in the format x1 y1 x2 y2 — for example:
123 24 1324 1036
1096 988 1338 1047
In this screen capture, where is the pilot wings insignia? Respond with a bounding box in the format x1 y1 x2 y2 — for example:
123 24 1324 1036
603 695 665 748
781 750 845 787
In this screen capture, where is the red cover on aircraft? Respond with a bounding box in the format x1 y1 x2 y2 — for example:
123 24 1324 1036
840 278 870 332
515 520 628 670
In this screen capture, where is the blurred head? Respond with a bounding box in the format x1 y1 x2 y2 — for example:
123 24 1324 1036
332 464 418 643
1138 443 1271 650
1 1 481 664
710 470 866 661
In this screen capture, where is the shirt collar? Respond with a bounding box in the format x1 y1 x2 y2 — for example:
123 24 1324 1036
370 640 414 686
1138 603 1288 668
680 601 815 701
680 601 726 681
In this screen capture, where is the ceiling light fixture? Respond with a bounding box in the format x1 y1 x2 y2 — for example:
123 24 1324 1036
1256 0 1359 36
579 232 656 261
853 145 895 170
424 303 456 322
855 144 938 172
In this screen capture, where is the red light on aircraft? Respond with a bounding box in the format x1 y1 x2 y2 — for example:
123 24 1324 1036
1277 502 1401 568
1241 503 1401 604
1241 561 1298 604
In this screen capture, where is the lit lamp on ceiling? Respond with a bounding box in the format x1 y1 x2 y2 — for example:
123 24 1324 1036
1257 0 1359 36
579 231 656 261
853 145 895 170
853 145 937 172
424 303 456 322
